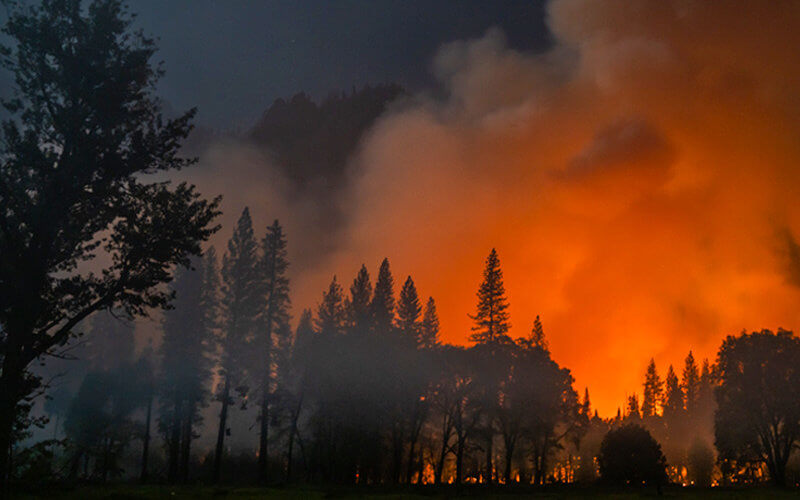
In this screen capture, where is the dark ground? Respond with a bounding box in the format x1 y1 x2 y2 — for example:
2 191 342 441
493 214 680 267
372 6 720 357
7 484 798 499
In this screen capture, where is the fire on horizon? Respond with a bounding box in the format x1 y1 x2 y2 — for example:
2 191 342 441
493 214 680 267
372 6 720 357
253 0 800 417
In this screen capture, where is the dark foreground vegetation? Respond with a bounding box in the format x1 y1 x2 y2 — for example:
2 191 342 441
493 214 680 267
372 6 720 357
0 0 799 498
8 484 800 500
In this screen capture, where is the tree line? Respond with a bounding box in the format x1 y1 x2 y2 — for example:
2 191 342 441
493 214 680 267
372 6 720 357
1 0 799 492
43 213 800 488
54 212 587 486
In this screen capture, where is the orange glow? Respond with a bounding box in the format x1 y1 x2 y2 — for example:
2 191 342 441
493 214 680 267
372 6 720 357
193 1 800 417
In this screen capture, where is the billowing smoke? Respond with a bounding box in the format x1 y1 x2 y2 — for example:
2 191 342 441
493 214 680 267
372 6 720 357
319 0 800 415
176 1 800 416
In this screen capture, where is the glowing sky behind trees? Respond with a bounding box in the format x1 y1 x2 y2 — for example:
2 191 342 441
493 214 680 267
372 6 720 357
181 0 800 416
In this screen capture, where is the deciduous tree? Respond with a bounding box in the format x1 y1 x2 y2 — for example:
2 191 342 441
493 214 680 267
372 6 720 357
0 0 219 483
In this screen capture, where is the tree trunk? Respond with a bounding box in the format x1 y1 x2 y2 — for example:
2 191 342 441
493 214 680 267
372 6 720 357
406 437 417 484
286 396 302 482
455 432 464 484
166 399 181 483
140 391 153 482
417 444 425 484
504 440 514 484
257 387 270 485
213 377 231 484
179 404 193 484
0 346 23 493
485 434 493 484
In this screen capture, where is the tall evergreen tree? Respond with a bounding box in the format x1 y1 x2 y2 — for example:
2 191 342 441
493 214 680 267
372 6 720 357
370 258 396 334
469 249 511 344
663 364 683 419
397 277 421 343
214 208 263 483
419 297 440 349
295 309 316 347
682 351 701 415
347 265 372 335
158 253 215 483
582 387 592 417
641 359 663 418
316 277 346 337
626 394 641 420
529 315 548 351
256 220 291 484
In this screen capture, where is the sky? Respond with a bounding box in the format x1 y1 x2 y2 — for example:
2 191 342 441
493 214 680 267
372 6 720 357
84 1 800 416
128 0 551 129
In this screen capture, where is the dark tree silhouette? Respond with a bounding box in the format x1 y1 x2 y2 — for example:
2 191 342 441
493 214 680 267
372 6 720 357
370 259 396 335
158 250 217 483
316 277 346 337
529 315 547 351
663 365 683 420
419 297 440 349
599 424 668 489
346 265 372 336
470 249 511 344
641 359 663 418
284 309 314 481
214 208 262 483
64 340 154 482
714 329 800 486
0 0 219 483
682 351 700 415
626 395 641 421
256 220 291 484
397 277 421 344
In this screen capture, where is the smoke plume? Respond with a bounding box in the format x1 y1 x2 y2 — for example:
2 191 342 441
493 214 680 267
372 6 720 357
185 1 800 415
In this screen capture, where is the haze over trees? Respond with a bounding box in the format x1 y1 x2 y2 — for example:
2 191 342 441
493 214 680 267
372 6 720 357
0 0 219 487
1 0 799 494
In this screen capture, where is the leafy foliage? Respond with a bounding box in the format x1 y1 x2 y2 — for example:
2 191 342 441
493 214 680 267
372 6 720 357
599 424 668 487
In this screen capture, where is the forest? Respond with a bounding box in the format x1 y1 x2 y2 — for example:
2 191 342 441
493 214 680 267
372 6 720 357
1 0 799 497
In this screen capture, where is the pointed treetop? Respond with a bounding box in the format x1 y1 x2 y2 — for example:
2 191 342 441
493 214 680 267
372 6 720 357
370 258 396 334
469 248 511 344
347 264 372 334
582 387 591 416
294 308 315 348
682 350 701 413
529 315 548 351
316 276 345 337
420 297 440 349
397 276 421 342
641 357 663 418
664 363 684 417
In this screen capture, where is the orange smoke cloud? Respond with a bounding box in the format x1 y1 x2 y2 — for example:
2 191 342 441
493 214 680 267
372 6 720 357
305 1 800 416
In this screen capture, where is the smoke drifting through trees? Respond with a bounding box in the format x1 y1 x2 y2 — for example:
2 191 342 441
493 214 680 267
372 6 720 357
168 1 800 416
38 231 800 488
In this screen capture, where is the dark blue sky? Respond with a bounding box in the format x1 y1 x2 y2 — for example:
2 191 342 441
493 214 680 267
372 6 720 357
129 0 552 129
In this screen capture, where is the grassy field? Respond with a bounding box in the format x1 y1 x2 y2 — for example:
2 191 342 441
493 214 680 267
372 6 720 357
7 484 799 499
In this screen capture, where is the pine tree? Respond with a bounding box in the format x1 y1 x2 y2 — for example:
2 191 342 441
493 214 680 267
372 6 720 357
626 394 641 420
419 297 440 348
469 249 511 344
347 265 372 335
582 388 592 417
295 309 316 348
214 208 263 483
159 253 215 483
316 276 346 337
256 220 291 484
682 351 700 415
529 315 548 351
371 258 396 334
641 358 663 418
397 277 421 343
663 364 683 419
